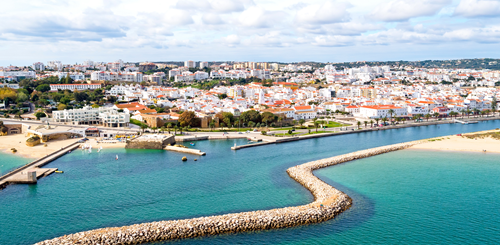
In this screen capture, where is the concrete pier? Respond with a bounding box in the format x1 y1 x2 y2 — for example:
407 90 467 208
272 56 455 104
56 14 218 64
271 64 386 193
164 146 206 156
0 141 79 190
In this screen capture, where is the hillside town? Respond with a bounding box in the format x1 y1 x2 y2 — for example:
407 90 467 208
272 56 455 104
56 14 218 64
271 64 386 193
1 60 500 132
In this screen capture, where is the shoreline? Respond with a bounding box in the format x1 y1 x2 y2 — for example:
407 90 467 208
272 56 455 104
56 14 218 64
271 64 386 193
231 117 500 150
410 129 500 153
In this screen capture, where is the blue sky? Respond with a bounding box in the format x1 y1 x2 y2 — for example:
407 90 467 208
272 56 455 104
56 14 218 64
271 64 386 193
2 0 500 66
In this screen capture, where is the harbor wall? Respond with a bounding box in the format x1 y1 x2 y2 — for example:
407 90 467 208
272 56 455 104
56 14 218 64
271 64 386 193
125 135 175 149
35 141 422 245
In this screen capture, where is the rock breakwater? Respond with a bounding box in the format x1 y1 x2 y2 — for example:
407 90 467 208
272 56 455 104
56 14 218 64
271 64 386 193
35 141 422 245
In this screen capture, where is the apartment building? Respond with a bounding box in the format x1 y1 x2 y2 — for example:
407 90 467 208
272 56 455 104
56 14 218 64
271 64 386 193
90 71 143 82
53 106 129 127
50 83 102 91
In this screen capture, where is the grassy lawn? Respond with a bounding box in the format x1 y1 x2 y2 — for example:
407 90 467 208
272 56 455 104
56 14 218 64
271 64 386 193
130 119 148 128
325 121 350 127
270 127 296 131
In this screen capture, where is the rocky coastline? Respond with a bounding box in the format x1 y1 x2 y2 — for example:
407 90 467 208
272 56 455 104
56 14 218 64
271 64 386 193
35 141 422 245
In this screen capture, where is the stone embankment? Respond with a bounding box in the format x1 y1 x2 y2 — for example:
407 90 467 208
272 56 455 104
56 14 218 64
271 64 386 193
36 141 423 245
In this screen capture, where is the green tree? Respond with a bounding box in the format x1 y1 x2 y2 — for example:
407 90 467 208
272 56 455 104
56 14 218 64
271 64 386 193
261 112 276 125
57 104 67 110
34 112 46 120
240 110 261 123
357 121 361 129
299 119 305 126
167 123 172 134
16 92 28 103
314 121 319 132
179 111 196 127
35 84 51 93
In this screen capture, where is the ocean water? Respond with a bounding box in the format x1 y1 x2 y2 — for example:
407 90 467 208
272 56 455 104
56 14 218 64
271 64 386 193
0 152 31 175
1 120 500 245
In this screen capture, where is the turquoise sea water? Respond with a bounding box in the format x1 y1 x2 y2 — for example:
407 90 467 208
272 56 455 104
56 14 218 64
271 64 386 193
1 120 500 245
0 152 31 175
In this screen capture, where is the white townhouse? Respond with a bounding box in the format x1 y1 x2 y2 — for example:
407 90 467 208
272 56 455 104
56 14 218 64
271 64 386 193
292 105 317 120
359 105 408 119
407 104 429 116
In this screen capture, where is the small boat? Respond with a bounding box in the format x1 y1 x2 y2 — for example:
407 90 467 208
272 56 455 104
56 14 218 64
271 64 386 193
190 142 195 146
116 155 119 160
55 170 64 173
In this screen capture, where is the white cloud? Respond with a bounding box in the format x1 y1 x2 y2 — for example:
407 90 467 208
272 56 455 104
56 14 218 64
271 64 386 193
454 0 500 17
223 34 240 47
238 6 286 28
368 0 452 22
210 0 246 13
202 13 224 25
443 26 500 42
295 1 350 25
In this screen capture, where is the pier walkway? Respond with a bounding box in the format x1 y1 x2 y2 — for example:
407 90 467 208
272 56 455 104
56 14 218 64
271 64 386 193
0 141 80 190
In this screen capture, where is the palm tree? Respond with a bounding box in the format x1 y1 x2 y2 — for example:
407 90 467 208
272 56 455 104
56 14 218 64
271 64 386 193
433 112 440 119
160 126 165 134
370 120 374 127
278 116 283 128
364 121 368 128
466 109 471 118
382 117 388 125
167 123 172 134
357 121 361 129
140 125 147 134
375 118 380 126
473 108 479 118
209 121 215 132
314 121 319 132
425 113 431 121
460 109 466 118
388 109 395 122
299 119 305 127
174 125 178 135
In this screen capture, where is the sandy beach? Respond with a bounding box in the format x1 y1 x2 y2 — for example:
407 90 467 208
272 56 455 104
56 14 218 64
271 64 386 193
411 130 500 153
0 134 126 159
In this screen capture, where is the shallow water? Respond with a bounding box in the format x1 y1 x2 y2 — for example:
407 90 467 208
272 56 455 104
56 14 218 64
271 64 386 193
1 120 500 245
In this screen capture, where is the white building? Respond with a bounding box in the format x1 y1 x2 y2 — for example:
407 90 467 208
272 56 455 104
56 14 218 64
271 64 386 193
32 62 45 71
50 83 102 91
0 71 36 81
293 105 317 120
184 61 196 68
200 61 208 69
90 71 143 82
359 105 407 119
53 106 129 127
47 61 62 70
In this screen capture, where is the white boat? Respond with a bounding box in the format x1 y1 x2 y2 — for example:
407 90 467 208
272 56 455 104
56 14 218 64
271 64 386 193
116 155 119 160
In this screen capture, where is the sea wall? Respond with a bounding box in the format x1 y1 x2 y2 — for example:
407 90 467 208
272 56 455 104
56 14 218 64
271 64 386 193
35 141 423 245
126 135 176 149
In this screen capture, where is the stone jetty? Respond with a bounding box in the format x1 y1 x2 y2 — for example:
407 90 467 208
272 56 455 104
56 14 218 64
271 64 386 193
35 141 423 245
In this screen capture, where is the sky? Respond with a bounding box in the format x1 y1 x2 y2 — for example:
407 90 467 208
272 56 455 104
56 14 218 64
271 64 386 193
2 0 500 66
